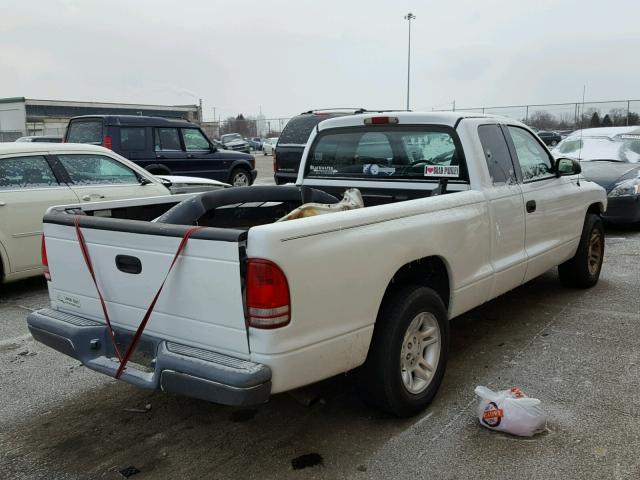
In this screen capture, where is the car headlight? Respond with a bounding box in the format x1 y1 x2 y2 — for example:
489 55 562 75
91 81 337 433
609 177 640 197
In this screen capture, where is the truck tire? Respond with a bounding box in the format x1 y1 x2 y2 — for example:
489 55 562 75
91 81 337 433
558 214 604 288
145 164 171 175
229 167 251 187
356 285 449 417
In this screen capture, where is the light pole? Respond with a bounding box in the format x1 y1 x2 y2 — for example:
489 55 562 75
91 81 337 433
404 13 416 111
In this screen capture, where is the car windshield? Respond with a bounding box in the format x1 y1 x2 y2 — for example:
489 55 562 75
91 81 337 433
554 135 640 163
222 134 242 143
305 128 463 181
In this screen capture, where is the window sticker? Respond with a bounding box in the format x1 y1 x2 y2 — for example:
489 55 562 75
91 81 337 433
364 164 396 176
309 165 338 175
314 152 323 161
424 165 459 177
363 164 379 175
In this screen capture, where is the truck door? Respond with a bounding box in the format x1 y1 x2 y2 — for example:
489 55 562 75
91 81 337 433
477 125 527 299
503 126 585 281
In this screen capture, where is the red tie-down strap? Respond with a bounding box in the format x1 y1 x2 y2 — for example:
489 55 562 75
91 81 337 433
73 216 203 379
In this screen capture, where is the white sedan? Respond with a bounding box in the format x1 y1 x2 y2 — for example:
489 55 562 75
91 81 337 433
262 137 279 156
0 142 226 286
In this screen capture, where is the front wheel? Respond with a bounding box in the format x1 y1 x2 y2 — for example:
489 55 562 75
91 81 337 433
229 168 251 187
558 214 604 288
356 286 449 417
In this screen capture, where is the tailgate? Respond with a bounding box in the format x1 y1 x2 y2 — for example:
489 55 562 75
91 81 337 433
275 146 303 173
42 214 250 357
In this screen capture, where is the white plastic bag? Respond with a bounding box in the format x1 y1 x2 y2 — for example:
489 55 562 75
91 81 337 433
474 386 547 437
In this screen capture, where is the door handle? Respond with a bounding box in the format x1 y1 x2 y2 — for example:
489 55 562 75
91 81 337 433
0 201 6 206
526 200 537 213
187 154 195 158
157 154 166 159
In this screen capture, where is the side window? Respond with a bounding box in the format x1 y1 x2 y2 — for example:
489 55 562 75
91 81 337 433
120 127 146 151
154 128 182 151
182 129 210 151
66 120 103 144
478 125 517 185
0 156 58 190
507 127 554 182
57 154 139 185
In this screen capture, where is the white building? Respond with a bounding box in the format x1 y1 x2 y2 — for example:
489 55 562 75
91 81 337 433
0 97 200 141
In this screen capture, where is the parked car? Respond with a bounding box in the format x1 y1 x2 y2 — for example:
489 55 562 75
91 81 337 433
15 135 62 143
262 137 278 156
0 142 226 286
29 112 606 417
536 130 562 146
247 137 262 151
64 115 256 187
553 126 640 223
220 133 251 153
273 110 357 184
558 129 574 139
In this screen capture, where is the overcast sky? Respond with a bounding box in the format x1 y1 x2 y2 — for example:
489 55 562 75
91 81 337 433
1 0 638 120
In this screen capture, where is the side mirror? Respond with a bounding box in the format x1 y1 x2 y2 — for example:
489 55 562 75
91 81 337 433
158 177 173 187
555 157 581 177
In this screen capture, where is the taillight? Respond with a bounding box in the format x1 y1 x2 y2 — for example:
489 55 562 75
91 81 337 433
41 236 51 281
272 152 277 173
102 135 113 149
246 259 290 329
364 116 399 125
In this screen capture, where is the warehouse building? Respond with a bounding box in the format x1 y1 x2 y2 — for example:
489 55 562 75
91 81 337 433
0 97 201 141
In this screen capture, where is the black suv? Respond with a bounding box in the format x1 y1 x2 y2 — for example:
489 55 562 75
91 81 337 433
64 115 256 186
536 130 562 147
274 109 359 184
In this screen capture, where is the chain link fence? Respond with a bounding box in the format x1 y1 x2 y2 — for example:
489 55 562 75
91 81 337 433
436 99 640 130
201 117 291 141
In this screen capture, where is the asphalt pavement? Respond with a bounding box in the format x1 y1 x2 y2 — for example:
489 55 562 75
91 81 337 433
1 168 639 479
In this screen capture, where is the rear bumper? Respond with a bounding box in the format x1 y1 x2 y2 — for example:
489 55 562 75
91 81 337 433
27 308 271 406
603 195 640 224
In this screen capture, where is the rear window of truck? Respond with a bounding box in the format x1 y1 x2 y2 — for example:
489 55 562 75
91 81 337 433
66 120 103 144
305 127 465 181
279 115 326 145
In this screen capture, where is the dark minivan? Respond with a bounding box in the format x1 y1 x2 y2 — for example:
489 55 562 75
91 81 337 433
65 115 256 186
274 110 357 184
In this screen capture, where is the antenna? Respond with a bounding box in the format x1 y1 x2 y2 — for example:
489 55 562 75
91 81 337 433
576 85 586 186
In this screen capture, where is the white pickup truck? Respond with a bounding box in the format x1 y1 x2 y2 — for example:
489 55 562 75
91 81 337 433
28 112 606 417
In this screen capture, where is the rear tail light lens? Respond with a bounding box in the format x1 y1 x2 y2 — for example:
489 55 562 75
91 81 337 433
102 135 113 149
246 258 290 329
273 152 277 173
41 236 51 281
364 116 399 125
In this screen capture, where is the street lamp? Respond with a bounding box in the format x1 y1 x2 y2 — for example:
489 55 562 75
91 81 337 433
404 13 416 110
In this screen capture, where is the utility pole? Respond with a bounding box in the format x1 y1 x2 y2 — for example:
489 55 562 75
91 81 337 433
404 13 416 111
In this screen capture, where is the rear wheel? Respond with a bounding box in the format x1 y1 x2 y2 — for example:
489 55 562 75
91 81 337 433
558 214 604 288
356 286 449 417
145 164 171 175
230 167 251 187
551 139 558 146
